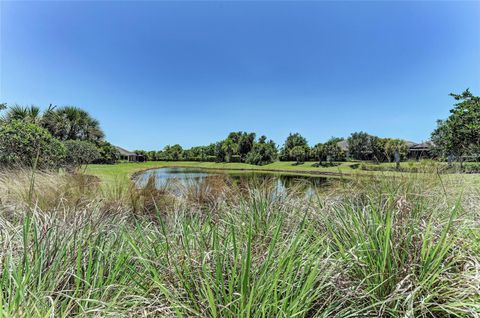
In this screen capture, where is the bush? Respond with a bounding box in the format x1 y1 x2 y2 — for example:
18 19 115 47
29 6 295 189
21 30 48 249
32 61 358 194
463 162 480 173
230 154 242 163
245 142 277 165
94 141 120 164
0 120 66 169
64 140 100 170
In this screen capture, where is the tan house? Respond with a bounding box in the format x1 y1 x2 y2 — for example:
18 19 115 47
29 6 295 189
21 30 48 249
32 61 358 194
115 146 142 162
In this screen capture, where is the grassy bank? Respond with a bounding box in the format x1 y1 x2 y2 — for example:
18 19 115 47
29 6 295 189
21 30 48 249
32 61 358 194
0 170 479 317
86 160 360 182
86 160 480 185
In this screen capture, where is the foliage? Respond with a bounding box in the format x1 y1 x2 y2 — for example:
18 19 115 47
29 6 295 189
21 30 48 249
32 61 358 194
384 138 409 161
347 131 373 160
312 143 325 163
227 131 256 159
431 89 480 160
182 145 216 161
145 133 277 166
1 104 45 124
222 138 238 162
1 104 105 143
245 136 277 165
159 144 184 161
370 136 388 162
289 145 308 164
0 120 66 169
312 138 345 165
42 106 105 142
324 137 345 162
64 140 100 169
133 150 148 162
0 171 478 317
280 133 309 161
95 141 120 164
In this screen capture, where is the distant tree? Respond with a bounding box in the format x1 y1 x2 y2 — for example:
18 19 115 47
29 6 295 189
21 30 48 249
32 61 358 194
290 145 308 164
147 150 157 161
431 89 480 164
347 132 373 160
245 136 277 165
221 138 238 162
0 120 66 169
64 140 100 171
237 132 256 159
0 103 6 111
155 150 165 160
214 142 226 162
384 139 409 162
324 137 345 162
281 133 308 161
163 144 183 161
312 143 326 165
43 106 104 142
95 141 120 164
370 137 389 163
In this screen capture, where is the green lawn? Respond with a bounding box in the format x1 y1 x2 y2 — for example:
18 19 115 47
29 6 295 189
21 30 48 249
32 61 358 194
86 160 480 185
86 161 360 182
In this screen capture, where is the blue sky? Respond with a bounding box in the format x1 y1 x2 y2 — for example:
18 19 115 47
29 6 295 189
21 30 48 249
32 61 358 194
1 1 479 150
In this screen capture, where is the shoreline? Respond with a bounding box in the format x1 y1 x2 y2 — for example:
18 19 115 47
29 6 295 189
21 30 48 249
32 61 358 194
129 164 355 182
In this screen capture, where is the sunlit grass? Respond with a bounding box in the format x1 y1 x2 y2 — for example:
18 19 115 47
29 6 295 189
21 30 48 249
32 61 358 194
0 170 478 317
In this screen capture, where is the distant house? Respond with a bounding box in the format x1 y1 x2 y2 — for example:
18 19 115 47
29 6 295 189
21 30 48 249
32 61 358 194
337 140 349 152
408 141 434 159
115 146 144 162
336 139 433 160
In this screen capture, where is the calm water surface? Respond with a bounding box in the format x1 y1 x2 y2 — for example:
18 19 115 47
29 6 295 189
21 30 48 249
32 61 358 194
135 167 335 194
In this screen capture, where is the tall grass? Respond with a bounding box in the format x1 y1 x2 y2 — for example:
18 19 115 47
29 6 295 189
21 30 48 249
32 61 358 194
0 170 478 317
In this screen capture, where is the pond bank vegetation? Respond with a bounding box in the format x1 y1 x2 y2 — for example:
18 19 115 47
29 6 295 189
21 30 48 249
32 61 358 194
0 170 478 317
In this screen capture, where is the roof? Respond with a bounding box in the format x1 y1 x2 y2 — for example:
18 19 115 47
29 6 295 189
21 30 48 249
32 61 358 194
115 146 138 157
409 141 434 150
337 140 349 151
336 139 431 151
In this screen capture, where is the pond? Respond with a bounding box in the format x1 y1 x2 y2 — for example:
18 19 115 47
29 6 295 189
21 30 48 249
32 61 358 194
135 167 336 195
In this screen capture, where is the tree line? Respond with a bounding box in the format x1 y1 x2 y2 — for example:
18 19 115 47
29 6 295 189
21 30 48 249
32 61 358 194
132 89 480 166
1 89 478 169
134 132 278 165
134 131 413 166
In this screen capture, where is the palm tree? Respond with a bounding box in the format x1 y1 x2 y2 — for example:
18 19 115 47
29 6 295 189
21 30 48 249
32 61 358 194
43 106 104 142
2 105 43 124
222 139 238 162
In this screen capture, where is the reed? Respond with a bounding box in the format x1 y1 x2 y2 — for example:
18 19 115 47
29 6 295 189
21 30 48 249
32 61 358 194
0 170 478 317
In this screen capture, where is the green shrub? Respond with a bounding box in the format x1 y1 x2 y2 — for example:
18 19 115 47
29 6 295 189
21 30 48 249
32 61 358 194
463 162 480 173
0 120 65 169
94 141 120 164
64 140 100 169
230 154 242 163
246 142 277 165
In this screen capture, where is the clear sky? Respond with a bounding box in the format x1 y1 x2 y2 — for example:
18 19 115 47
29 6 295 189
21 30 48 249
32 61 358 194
1 1 479 150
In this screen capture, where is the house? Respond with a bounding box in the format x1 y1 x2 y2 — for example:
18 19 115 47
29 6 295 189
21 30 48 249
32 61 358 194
336 139 433 160
408 141 434 159
337 140 349 152
115 146 143 162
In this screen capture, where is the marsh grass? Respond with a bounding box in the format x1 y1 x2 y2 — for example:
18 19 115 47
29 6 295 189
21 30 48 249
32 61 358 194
0 170 478 317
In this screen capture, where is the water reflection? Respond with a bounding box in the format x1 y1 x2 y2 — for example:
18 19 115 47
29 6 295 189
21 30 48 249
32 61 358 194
135 167 334 195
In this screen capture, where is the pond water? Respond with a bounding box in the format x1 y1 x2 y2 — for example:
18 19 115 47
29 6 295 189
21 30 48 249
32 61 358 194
135 167 335 194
